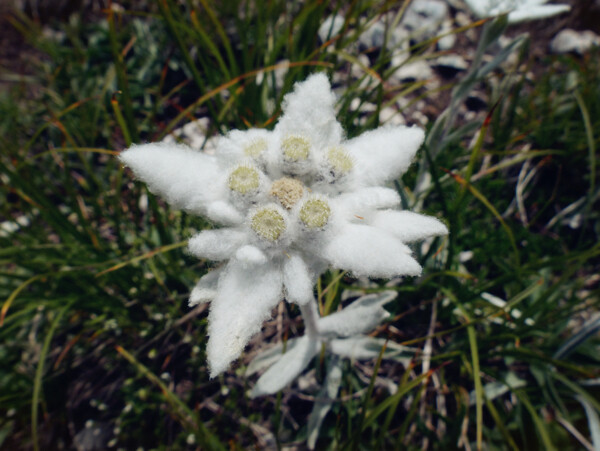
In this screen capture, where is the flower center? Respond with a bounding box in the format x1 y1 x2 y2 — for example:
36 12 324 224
244 138 268 158
228 165 260 194
282 135 310 161
326 147 353 173
251 206 286 241
299 198 331 228
270 177 304 209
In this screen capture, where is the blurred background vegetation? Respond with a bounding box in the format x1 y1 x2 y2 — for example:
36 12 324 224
0 0 598 449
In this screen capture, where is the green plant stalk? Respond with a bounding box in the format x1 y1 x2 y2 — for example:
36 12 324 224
445 289 483 451
351 342 388 450
106 7 139 143
111 96 132 147
484 396 520 451
516 391 557 451
467 322 483 451
32 302 72 451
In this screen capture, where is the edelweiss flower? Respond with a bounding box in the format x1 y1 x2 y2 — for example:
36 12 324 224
464 0 570 23
120 74 447 376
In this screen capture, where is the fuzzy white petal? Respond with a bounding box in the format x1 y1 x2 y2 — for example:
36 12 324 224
217 128 273 162
188 229 247 261
347 291 397 310
321 224 422 278
119 143 222 215
246 338 301 376
318 292 396 336
206 201 244 225
345 126 424 185
207 261 283 376
189 268 223 306
275 73 343 148
318 305 390 337
235 245 268 265
330 336 414 362
283 253 315 305
507 4 570 23
250 336 320 397
371 210 448 242
336 187 401 215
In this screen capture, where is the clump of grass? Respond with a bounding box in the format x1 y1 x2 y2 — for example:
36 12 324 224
1 1 599 449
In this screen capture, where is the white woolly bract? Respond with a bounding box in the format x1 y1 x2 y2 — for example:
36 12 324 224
321 223 422 278
335 187 401 217
205 200 244 226
119 143 223 217
370 210 448 242
319 291 397 336
275 73 343 148
329 336 414 362
283 253 315 305
250 336 320 397
235 245 268 265
207 261 283 377
187 229 247 261
507 4 570 22
345 126 424 186
246 338 301 376
464 0 570 23
189 269 222 306
318 305 390 337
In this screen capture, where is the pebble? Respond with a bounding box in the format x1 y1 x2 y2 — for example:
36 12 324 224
550 29 600 55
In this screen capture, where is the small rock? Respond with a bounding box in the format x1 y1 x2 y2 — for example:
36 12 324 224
437 19 457 50
379 107 406 126
391 60 434 82
402 0 448 40
434 55 468 78
350 54 372 79
550 29 600 55
318 15 345 42
359 20 387 49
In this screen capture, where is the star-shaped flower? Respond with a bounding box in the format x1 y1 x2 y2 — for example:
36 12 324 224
120 74 447 376
464 0 570 23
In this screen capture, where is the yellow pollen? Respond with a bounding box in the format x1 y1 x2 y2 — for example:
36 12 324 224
299 198 331 229
282 135 310 161
244 138 268 158
251 207 286 241
228 166 259 194
270 177 304 209
327 147 353 173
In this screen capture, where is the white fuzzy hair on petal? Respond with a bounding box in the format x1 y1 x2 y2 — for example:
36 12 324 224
119 143 223 215
371 210 448 242
189 269 223 306
321 224 422 278
283 253 315 305
250 336 320 397
345 126 424 186
188 229 247 261
335 187 401 218
275 73 343 148
207 260 283 377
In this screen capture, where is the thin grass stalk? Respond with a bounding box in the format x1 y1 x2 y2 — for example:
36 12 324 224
516 391 557 451
351 341 388 450
106 2 138 143
32 302 72 451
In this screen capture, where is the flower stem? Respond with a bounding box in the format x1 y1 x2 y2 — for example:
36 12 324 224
299 300 320 339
